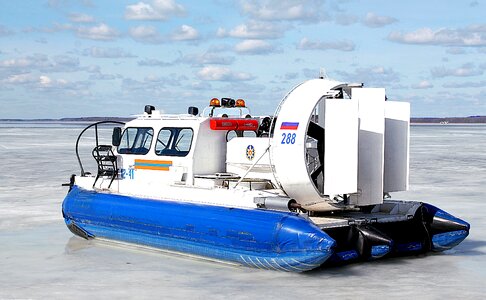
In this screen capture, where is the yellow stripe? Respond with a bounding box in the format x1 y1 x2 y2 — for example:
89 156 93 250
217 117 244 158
134 165 170 171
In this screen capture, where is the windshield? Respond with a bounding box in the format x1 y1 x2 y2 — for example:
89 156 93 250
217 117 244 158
117 127 154 155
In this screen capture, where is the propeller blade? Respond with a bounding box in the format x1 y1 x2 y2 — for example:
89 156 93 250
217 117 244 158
307 121 324 140
307 121 325 166
311 165 323 181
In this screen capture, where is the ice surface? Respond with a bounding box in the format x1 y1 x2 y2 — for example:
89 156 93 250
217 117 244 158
1 123 485 299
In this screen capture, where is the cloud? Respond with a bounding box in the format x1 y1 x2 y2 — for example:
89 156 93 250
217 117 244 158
234 39 276 54
191 81 212 90
0 56 37 69
52 55 80 69
39 75 53 86
334 14 359 26
335 66 401 86
19 22 119 41
35 75 92 97
122 78 159 92
85 65 101 73
446 47 466 55
68 13 95 23
0 25 14 37
20 23 70 34
144 74 187 85
121 74 189 99
178 52 235 66
129 25 163 43
129 24 199 43
0 54 80 73
2 72 92 97
239 0 327 23
362 12 397 28
76 23 119 40
302 68 321 79
401 88 486 117
1 73 58 88
2 73 38 84
138 58 173 67
284 72 298 80
82 47 136 58
297 37 355 51
84 65 121 80
443 80 486 88
196 66 255 81
170 25 199 41
431 63 483 78
272 71 300 83
388 25 486 47
47 0 94 8
125 0 185 21
333 12 397 28
412 80 433 89
217 21 287 39
89 73 120 80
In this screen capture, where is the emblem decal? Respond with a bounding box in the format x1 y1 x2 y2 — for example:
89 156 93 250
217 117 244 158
246 145 255 160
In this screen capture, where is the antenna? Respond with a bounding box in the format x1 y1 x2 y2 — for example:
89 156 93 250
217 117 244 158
319 68 328 79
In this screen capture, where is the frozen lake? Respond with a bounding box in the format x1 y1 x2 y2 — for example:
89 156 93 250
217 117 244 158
1 124 485 299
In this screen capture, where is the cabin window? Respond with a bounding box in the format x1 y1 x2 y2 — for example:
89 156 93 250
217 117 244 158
117 127 154 155
155 127 193 157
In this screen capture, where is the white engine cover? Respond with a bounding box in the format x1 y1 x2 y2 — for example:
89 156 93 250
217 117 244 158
269 79 410 211
270 79 348 211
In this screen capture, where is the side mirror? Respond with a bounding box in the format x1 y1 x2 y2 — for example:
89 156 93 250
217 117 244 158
112 127 122 146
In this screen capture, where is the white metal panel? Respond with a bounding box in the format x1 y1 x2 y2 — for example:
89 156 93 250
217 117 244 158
227 137 271 166
192 118 227 177
384 101 410 192
226 137 273 180
351 88 385 206
323 99 359 195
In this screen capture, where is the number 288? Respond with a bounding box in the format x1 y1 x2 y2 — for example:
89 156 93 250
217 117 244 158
281 133 296 144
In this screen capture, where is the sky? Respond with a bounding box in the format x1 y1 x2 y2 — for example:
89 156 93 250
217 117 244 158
0 0 485 119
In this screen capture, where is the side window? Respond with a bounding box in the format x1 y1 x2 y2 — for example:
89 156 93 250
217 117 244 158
118 127 153 155
174 129 193 152
155 129 172 153
155 128 193 157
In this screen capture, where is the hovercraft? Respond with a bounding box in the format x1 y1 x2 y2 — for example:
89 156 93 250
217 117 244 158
62 78 469 272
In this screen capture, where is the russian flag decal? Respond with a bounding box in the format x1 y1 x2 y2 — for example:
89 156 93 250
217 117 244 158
280 122 299 130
